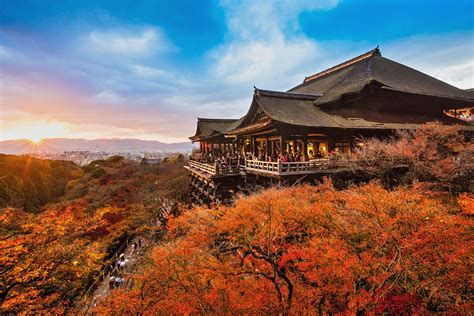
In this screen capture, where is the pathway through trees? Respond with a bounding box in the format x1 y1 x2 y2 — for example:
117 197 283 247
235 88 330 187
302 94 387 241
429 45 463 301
78 198 174 314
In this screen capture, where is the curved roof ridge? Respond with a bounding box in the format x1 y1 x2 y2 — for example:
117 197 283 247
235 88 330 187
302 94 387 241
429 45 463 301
254 87 322 100
303 47 380 84
197 117 239 122
368 55 474 101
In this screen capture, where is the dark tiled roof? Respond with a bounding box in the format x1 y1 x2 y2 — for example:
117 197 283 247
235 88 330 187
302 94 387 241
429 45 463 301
192 48 474 140
252 93 473 130
255 87 322 100
189 118 242 141
256 96 337 128
289 48 474 105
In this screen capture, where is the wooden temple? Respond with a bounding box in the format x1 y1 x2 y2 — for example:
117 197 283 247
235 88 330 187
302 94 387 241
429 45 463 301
186 118 244 205
186 47 474 205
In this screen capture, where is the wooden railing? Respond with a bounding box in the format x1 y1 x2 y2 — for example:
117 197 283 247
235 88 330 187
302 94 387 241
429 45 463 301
190 157 408 177
189 158 354 177
188 159 240 176
188 160 218 175
245 159 348 176
245 160 279 174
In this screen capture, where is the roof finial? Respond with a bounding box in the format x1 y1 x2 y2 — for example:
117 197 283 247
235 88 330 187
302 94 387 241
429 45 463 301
254 86 260 96
374 45 381 56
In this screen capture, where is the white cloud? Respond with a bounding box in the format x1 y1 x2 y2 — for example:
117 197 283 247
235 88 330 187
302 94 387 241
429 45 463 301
220 0 340 41
132 64 169 78
0 45 10 59
210 0 340 88
91 90 123 104
212 37 319 87
433 60 474 89
383 32 474 89
88 27 172 56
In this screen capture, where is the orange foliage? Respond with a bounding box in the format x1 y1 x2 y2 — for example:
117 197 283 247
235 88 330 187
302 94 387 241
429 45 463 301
0 159 189 313
352 122 474 192
97 181 473 314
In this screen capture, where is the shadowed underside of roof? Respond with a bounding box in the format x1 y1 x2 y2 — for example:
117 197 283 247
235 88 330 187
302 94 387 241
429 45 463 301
259 95 472 129
227 94 473 135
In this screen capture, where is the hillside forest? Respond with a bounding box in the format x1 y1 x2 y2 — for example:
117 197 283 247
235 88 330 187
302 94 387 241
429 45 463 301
96 123 474 315
0 155 189 312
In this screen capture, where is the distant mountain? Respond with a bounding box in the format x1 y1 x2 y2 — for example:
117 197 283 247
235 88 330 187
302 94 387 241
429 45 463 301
0 138 194 154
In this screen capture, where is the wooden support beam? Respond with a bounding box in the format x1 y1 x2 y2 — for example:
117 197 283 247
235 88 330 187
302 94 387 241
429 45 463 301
251 137 256 158
327 137 335 154
303 138 308 161
280 136 285 156
265 137 269 161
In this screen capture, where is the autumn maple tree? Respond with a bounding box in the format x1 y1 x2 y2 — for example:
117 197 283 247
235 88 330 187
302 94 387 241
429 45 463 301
97 181 473 314
350 122 474 192
0 156 189 313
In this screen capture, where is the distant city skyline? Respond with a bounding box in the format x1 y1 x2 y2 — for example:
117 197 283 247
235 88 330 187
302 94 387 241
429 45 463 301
1 0 473 142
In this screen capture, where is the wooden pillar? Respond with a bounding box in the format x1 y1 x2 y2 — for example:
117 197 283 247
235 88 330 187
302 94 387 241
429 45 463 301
292 140 297 155
280 135 285 156
251 137 256 158
265 137 269 161
349 136 354 156
303 138 308 160
328 136 335 154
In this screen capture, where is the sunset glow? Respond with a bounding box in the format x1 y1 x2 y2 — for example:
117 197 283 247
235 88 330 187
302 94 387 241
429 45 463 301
28 137 43 144
1 0 473 143
1 119 70 142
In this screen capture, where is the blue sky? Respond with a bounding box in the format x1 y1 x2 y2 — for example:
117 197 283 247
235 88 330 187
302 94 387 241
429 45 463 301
1 0 473 142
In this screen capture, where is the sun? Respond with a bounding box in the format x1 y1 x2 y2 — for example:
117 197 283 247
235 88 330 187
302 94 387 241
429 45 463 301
29 136 44 144
2 118 70 143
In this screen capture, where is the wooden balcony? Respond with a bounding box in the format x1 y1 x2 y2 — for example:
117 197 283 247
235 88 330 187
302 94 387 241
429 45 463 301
188 158 358 178
244 159 349 176
187 159 241 177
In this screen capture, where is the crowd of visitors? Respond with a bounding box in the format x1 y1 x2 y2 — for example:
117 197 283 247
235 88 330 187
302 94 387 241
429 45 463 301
445 108 473 122
191 151 243 170
191 148 328 166
108 239 142 291
249 149 327 162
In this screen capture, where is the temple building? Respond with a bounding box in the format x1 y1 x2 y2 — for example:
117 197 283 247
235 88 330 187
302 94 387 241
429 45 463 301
189 118 242 155
186 48 474 205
